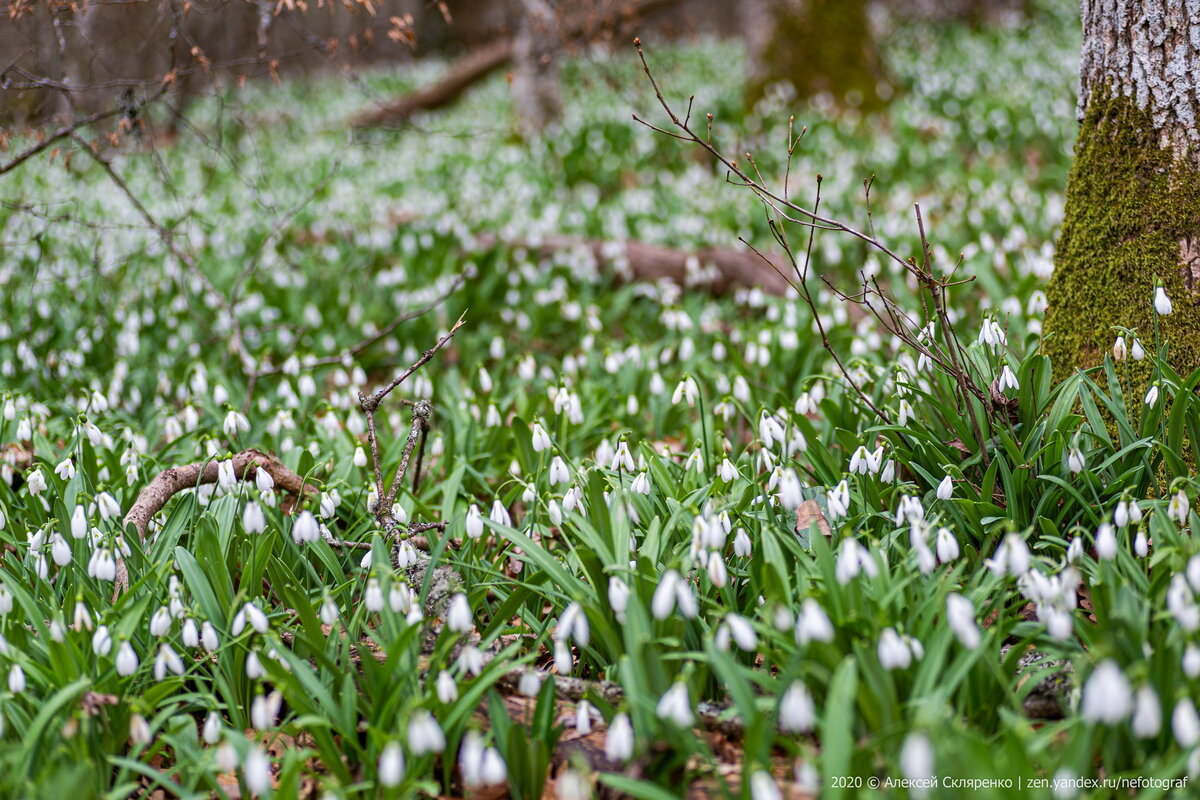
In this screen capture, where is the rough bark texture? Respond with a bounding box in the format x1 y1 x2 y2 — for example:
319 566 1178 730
511 0 563 137
123 448 314 538
1043 0 1200 382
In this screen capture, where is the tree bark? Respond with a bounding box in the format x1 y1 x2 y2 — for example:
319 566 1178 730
511 0 563 137
1043 0 1200 381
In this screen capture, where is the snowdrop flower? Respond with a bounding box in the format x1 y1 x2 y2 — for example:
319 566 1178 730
116 641 139 676
1174 699 1200 748
456 645 486 677
319 595 339 626
8 664 25 694
250 691 281 730
96 491 120 521
849 446 871 475
50 534 71 566
71 505 87 539
672 376 698 408
88 548 116 581
1112 336 1127 361
998 364 1019 393
795 598 834 645
778 681 815 733
149 606 172 637
242 501 266 534
547 499 563 526
530 422 552 452
899 733 934 798
826 480 850 521
222 409 250 438
465 504 484 538
1132 685 1162 738
217 460 237 492
574 700 594 734
656 682 693 727
1066 447 1086 474
935 475 954 501
203 712 222 745
606 712 634 762
290 510 319 545
549 456 570 486
489 499 512 527
26 469 46 495
153 644 185 680
835 539 877 584
1168 490 1190 523
1131 338 1146 360
611 440 635 471
878 628 914 670
407 710 446 755
1095 523 1117 560
651 570 697 620
722 613 758 652
1133 530 1149 557
759 411 786 449
935 527 960 563
1080 660 1132 724
200 621 219 651
243 746 272 795
977 318 1006 350
54 458 75 480
255 469 274 492
630 472 651 495
92 626 112 656
1067 537 1084 563
558 602 590 647
946 593 981 649
352 446 368 468
1145 384 1160 408
987 534 1031 578
608 577 630 623
733 528 752 557
447 593 473 632
749 772 783 800
777 469 804 510
717 458 738 482
437 671 458 704
129 714 152 746
1155 286 1173 315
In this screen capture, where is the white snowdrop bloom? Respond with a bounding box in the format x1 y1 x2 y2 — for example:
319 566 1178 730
217 460 237 493
243 602 269 634
198 621 218 651
352 446 368 468
242 501 266 534
626 394 640 415
50 534 71 566
1067 537 1085 563
54 458 75 480
672 376 699 408
88 548 116 582
706 551 729 588
835 539 877 585
129 714 151 746
826 480 851 521
935 527 960 563
531 422 552 452
998 364 1020 393
611 440 635 472
1066 447 1086 474
935 474 954 501
408 710 446 755
651 570 681 620
8 664 25 694
795 599 835 645
437 671 458 704
554 639 573 673
1114 501 1130 527
1132 685 1162 738
149 606 172 637
214 741 239 773
606 712 635 762
749 771 782 800
1174 699 1200 748
609 577 630 623
849 446 871 475
477 367 494 394
1130 529 1146 558
1168 490 1191 523
574 700 594 735
1095 523 1118 560
900 733 935 798
92 625 112 656
447 593 473 632
71 505 87 539
549 456 570 486
465 504 484 538
1155 286 1173 315
878 628 913 670
255 469 274 492
1080 660 1133 724
656 682 694 727
203 712 222 745
96 491 121 521
724 614 758 652
758 411 785 449
1043 606 1074 641
517 670 542 697
292 510 320 545
987 534 1031 578
154 643 185 680
1131 339 1146 360
243 745 272 795
562 486 582 513
630 472 651 495
1168 576 1200 632
732 528 752 557
26 469 46 495
222 409 250 439
319 493 338 520
245 651 265 680
250 691 281 730
1185 646 1200 678
319 595 340 626
456 645 486 677
717 458 738 482
1112 336 1127 361
489 499 512 527
364 578 384 613
547 499 563 526
778 681 815 733
116 641 139 676
946 594 981 649
71 600 91 632
1145 384 1160 408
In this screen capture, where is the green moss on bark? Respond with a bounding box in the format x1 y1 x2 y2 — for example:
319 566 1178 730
1044 89 1200 385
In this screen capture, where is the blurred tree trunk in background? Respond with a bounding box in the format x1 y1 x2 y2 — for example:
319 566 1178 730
511 0 563 136
742 0 891 112
1043 0 1200 381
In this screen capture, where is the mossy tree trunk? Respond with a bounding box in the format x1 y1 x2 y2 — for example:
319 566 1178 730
1044 0 1200 383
